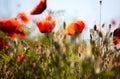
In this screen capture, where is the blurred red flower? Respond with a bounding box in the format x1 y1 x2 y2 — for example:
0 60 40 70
114 39 120 45
18 12 30 24
111 20 117 26
0 18 26 39
19 30 26 39
17 28 26 39
75 21 85 33
66 22 78 36
0 19 21 33
36 14 56 33
113 27 120 45
113 61 118 68
7 33 17 39
0 38 8 51
17 55 27 62
30 0 46 15
66 20 85 36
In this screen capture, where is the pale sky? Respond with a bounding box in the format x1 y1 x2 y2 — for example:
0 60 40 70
0 0 120 40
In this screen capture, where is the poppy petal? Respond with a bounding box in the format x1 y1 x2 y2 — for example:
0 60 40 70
66 23 76 35
19 12 30 24
17 55 27 62
20 33 26 39
45 21 51 33
16 28 26 39
7 33 17 39
66 22 78 36
0 19 21 33
113 27 120 38
75 20 85 33
36 20 46 33
30 0 46 15
46 14 56 31
36 14 56 33
113 27 120 45
114 39 120 45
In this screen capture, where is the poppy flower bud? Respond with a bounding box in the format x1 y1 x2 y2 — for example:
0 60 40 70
18 12 30 24
109 24 111 29
99 31 103 37
100 0 102 5
17 55 27 62
102 24 105 28
0 19 26 39
94 25 97 31
63 21 66 30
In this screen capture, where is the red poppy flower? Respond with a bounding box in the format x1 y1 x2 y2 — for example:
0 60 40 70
18 12 30 24
45 14 56 30
66 22 79 36
113 27 120 45
46 14 53 21
0 19 21 33
36 20 54 33
17 29 26 39
36 14 56 33
30 0 46 15
7 33 17 39
66 20 85 36
0 18 26 39
75 20 85 33
114 39 120 45
0 38 8 51
17 55 27 62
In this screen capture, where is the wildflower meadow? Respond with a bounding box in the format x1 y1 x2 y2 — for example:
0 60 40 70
0 0 120 79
